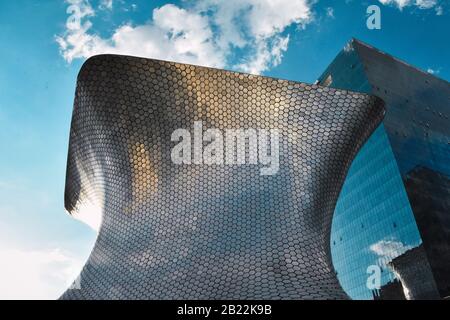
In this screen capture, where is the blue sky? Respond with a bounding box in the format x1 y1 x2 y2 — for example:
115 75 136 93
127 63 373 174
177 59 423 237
0 0 448 299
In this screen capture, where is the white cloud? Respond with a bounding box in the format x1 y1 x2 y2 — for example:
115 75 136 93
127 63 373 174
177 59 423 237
326 7 335 18
370 239 413 267
237 35 290 74
415 0 438 9
99 0 113 11
56 3 224 67
0 244 84 299
56 0 314 74
237 0 311 38
196 0 312 73
378 0 411 10
378 0 439 10
427 67 440 74
343 41 354 52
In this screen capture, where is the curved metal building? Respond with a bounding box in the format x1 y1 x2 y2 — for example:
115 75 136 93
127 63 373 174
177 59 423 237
61 55 384 299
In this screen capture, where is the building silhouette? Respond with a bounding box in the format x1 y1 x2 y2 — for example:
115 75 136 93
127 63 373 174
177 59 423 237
372 279 405 300
388 244 439 299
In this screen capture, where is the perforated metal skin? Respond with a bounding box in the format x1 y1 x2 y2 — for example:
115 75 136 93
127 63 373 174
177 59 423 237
61 54 384 300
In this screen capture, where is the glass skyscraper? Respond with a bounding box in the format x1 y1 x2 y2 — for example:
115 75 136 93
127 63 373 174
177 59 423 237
318 39 450 299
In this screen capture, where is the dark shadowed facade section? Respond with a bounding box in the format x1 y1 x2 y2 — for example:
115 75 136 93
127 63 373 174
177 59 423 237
388 245 440 299
61 55 384 299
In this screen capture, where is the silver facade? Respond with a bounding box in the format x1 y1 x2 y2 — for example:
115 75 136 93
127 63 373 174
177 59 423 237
61 55 384 299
